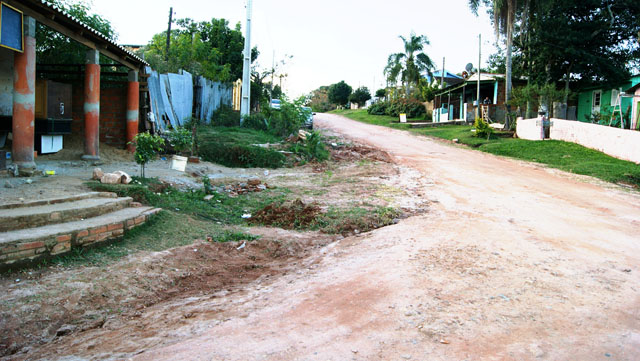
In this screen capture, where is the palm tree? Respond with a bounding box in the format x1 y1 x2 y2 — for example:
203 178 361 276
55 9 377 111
469 0 529 104
384 32 435 98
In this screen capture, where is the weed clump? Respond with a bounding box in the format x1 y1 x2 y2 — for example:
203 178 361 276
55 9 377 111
250 199 321 229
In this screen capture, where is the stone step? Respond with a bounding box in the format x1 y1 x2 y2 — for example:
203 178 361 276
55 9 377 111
0 196 133 232
0 192 117 210
0 206 162 267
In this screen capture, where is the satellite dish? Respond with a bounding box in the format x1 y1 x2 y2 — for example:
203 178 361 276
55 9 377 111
465 63 473 73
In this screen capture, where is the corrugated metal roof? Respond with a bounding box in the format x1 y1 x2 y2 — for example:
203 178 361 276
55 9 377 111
27 0 148 67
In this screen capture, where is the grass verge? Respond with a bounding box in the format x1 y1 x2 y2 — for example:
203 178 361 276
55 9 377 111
331 109 640 188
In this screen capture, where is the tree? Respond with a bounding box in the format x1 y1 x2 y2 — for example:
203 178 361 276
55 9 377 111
349 87 372 107
308 86 332 112
37 0 116 64
384 32 435 98
469 0 529 105
143 18 255 82
375 88 387 99
328 81 353 107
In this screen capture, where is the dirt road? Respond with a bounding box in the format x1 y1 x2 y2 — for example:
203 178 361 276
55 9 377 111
24 114 640 360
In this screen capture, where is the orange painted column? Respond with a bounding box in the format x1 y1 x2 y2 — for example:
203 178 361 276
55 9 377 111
82 49 101 161
126 70 139 152
12 16 36 173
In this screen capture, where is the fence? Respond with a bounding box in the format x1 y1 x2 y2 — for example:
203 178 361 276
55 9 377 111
146 67 232 130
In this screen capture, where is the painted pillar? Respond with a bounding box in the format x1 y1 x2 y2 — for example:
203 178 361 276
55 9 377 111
126 70 139 152
493 81 499 105
12 16 36 173
82 49 101 161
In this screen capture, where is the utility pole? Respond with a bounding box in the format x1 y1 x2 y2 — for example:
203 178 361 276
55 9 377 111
165 7 173 61
240 0 253 120
476 33 481 119
270 50 275 104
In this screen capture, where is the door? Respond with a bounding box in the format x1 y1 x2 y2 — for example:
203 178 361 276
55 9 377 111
592 90 602 114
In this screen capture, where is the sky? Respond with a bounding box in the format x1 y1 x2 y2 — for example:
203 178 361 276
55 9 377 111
83 0 499 98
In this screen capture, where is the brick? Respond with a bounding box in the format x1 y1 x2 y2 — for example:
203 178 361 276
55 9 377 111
7 249 37 260
57 234 72 243
134 216 145 225
77 229 89 238
90 225 108 235
112 229 124 237
108 223 123 231
19 241 45 251
50 212 61 221
51 241 71 255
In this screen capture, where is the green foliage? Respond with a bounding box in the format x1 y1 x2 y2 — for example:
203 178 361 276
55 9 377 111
143 18 255 81
375 88 387 98
211 105 241 126
131 132 165 178
328 81 353 107
384 32 435 98
202 175 213 194
308 86 332 112
197 126 286 168
262 96 308 137
37 0 116 64
349 87 372 107
367 102 388 116
473 118 494 139
242 113 269 132
166 127 193 153
369 99 425 118
290 131 329 162
509 84 567 117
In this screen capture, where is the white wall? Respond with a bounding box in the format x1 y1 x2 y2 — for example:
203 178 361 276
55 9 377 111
0 48 14 116
516 117 544 141
550 118 640 164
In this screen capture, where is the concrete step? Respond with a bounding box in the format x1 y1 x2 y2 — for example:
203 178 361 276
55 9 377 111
0 196 133 232
0 206 162 267
0 192 117 210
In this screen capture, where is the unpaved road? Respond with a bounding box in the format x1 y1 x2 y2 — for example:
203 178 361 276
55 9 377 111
21 114 640 360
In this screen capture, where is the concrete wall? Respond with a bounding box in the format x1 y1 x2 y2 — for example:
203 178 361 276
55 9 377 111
0 48 14 116
516 117 544 141
518 117 640 163
550 118 640 164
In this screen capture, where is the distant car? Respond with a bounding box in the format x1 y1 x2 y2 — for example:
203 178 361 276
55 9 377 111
301 106 314 129
270 99 281 109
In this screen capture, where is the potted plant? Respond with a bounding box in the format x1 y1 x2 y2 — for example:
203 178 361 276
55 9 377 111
167 127 193 172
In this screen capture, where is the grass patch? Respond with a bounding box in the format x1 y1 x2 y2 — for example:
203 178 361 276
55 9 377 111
197 126 287 168
31 212 259 269
335 109 640 188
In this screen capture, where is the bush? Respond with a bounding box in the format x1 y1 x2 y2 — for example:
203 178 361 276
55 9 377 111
367 101 388 115
262 97 307 137
166 127 193 154
290 131 329 162
387 98 425 118
212 105 240 127
130 132 165 178
473 118 494 139
199 142 285 168
242 112 269 132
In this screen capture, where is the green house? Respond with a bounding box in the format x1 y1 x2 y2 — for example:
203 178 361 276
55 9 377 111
577 75 640 123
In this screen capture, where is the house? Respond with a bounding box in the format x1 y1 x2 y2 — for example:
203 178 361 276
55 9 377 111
576 75 640 125
0 0 148 175
431 73 524 123
426 70 464 88
625 82 640 131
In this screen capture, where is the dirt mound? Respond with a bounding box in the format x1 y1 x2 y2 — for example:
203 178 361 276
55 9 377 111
39 133 133 163
0 229 335 358
330 144 394 163
250 199 322 229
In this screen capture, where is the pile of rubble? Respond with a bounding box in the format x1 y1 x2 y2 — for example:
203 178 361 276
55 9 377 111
223 178 273 197
92 168 132 185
